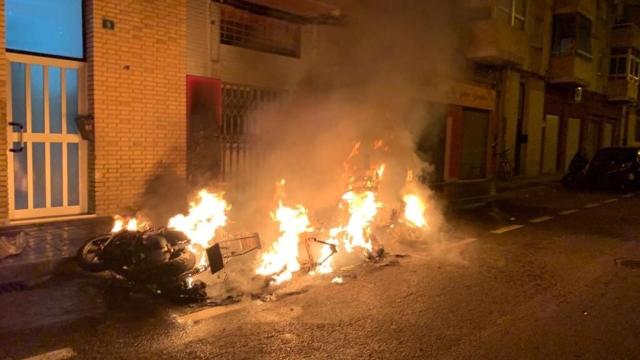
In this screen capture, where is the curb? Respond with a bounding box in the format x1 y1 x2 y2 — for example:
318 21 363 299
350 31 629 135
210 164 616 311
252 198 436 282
0 255 79 288
446 182 559 211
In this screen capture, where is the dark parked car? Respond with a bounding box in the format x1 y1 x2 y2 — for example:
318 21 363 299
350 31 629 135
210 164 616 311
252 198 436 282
562 147 640 191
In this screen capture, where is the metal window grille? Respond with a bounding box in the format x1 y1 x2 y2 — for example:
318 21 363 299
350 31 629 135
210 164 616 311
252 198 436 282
220 5 301 58
220 83 281 187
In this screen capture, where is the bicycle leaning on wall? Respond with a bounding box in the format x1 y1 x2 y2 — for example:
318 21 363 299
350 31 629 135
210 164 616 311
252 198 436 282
493 143 514 181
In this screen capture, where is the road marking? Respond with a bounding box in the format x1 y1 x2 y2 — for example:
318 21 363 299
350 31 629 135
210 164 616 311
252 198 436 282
559 209 579 215
177 301 248 324
622 193 635 198
409 238 478 260
444 237 478 248
490 225 524 234
603 198 619 203
584 203 601 208
22 348 77 360
529 216 553 223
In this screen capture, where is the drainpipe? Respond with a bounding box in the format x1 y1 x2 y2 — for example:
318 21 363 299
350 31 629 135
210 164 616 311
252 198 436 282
491 66 506 196
621 104 628 146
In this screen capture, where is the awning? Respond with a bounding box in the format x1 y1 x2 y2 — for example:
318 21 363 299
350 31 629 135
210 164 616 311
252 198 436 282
215 0 341 22
246 0 339 17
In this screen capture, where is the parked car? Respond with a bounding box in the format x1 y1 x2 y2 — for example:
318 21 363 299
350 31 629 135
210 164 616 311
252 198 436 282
562 147 640 191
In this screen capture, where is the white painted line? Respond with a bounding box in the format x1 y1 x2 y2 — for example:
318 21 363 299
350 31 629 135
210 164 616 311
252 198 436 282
409 238 479 260
559 209 579 215
603 198 619 203
622 193 635 198
529 216 553 223
22 347 77 360
490 225 524 234
177 301 248 324
444 237 478 248
584 203 601 209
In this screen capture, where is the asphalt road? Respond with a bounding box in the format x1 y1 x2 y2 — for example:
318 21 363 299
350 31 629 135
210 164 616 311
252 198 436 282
2 185 640 359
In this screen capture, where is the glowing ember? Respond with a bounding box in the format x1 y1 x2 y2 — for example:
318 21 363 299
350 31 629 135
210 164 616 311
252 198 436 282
375 164 386 179
372 139 386 150
344 142 361 171
257 201 313 284
340 190 381 253
403 194 428 228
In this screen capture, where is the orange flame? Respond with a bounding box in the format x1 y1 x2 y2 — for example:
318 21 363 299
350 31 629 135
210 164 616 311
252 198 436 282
168 190 229 266
340 190 380 252
403 194 428 228
256 201 313 284
110 216 148 233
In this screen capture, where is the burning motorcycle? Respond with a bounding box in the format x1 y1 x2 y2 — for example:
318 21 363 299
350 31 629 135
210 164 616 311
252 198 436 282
77 227 261 303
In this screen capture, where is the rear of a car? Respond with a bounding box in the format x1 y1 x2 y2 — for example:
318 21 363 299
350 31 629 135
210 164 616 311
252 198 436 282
586 148 640 190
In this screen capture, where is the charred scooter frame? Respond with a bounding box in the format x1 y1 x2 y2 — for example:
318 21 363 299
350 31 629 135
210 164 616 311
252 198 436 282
77 228 261 303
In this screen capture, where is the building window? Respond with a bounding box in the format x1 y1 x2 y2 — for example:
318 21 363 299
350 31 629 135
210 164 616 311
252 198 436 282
5 0 84 59
496 0 526 29
220 6 301 58
552 13 593 57
609 48 640 80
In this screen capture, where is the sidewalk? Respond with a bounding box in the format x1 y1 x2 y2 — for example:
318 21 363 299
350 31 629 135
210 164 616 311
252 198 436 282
446 173 563 210
0 217 112 286
495 173 563 195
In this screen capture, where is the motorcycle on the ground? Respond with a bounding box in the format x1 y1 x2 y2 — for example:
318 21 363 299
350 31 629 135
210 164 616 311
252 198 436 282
76 228 258 303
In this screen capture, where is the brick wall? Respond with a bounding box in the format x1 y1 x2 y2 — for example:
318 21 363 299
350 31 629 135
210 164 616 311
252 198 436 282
187 0 210 77
0 0 7 223
87 0 187 215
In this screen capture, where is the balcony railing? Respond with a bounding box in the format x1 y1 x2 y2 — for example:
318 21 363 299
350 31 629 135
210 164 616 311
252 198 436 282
612 23 640 50
606 76 639 102
554 0 596 20
548 50 593 86
466 17 528 66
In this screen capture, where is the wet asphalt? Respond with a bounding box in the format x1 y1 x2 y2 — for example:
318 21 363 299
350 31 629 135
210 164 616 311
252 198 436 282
2 184 640 359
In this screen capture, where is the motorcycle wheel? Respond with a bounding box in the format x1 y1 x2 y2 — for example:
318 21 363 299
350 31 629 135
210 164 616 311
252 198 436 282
77 234 111 272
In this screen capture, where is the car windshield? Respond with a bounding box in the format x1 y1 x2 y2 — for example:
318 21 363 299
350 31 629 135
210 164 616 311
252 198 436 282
592 149 638 164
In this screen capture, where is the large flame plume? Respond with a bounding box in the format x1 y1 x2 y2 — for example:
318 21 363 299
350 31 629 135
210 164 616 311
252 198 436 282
104 139 432 286
256 200 313 284
168 190 229 253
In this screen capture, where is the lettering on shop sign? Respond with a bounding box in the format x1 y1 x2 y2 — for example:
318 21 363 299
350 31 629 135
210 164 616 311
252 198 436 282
457 91 490 105
445 85 495 110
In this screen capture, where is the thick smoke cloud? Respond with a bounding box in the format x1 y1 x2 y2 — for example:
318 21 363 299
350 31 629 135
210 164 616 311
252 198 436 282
225 0 462 243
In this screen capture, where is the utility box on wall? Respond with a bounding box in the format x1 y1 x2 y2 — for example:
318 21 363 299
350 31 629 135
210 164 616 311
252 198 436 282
76 114 95 141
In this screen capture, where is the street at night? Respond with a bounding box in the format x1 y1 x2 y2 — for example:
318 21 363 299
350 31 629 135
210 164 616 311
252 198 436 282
3 185 640 359
5 0 640 359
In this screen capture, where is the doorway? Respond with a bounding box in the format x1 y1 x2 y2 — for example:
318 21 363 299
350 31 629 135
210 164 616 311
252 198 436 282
459 108 490 180
6 55 87 220
541 115 560 173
